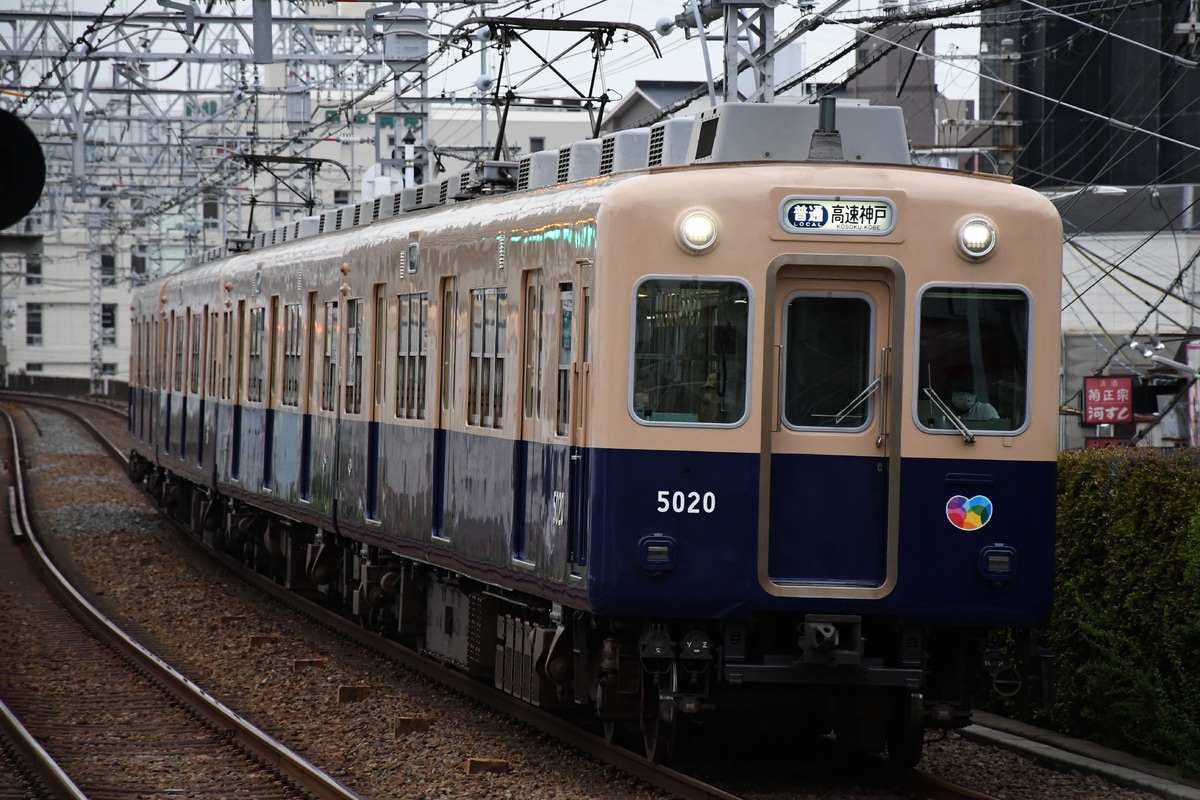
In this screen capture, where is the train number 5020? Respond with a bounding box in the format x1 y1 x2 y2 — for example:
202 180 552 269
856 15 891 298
656 490 717 514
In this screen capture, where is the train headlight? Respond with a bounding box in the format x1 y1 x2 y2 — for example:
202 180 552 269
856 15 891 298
678 210 719 254
957 217 997 260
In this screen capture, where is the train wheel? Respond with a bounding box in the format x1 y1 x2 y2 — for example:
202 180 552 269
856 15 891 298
886 690 925 769
602 720 637 749
642 664 678 763
643 708 677 763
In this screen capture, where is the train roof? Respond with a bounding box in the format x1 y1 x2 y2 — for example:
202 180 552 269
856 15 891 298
187 102 911 270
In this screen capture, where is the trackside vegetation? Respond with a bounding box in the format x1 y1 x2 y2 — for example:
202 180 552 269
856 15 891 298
1017 447 1200 777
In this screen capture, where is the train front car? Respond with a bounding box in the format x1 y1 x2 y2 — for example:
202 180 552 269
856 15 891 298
580 103 1062 764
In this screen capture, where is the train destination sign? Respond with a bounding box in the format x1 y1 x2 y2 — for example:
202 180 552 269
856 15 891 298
779 196 896 235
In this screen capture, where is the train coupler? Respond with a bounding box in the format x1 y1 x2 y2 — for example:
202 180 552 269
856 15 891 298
799 614 863 666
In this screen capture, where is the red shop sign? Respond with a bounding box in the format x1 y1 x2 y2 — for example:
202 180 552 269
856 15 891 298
1083 376 1133 424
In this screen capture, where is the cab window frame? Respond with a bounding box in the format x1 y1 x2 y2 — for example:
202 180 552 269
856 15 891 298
913 282 1033 436
628 275 753 428
780 289 876 433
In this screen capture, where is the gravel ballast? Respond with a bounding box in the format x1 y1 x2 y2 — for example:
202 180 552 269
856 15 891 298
9 405 1174 800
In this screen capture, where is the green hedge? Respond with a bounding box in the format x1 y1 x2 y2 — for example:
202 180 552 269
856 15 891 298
1032 448 1200 776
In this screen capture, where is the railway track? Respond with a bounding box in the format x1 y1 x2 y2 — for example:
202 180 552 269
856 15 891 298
0 401 365 800
0 392 1005 800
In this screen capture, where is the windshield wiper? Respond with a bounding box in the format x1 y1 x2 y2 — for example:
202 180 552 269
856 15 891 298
923 387 976 444
826 375 882 425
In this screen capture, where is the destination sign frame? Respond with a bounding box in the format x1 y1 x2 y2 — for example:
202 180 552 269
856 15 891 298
778 196 897 236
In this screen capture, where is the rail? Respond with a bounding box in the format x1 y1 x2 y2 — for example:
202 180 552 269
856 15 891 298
0 401 366 800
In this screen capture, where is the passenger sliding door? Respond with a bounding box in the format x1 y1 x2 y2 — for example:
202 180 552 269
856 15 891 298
367 285 386 520
764 264 900 596
513 269 543 564
432 277 456 537
565 261 593 577
264 296 279 489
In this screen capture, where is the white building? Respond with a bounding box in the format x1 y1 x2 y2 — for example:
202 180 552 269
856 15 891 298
0 104 595 386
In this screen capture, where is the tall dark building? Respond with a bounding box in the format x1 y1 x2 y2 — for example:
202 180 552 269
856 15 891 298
981 0 1200 187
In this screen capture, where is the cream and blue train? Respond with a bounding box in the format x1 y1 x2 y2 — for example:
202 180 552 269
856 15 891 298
128 101 1062 765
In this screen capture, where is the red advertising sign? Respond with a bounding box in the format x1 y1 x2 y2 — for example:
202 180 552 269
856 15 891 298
1083 376 1133 424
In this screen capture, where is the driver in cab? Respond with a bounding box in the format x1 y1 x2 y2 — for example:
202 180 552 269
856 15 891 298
947 368 999 421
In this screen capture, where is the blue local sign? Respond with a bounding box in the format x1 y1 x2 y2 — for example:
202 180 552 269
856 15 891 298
779 197 896 235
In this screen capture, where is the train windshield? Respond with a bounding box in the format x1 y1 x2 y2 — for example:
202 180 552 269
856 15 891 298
631 279 750 426
916 286 1030 434
781 292 876 430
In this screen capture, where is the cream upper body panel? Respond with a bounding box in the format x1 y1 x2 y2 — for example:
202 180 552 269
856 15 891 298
587 162 1063 463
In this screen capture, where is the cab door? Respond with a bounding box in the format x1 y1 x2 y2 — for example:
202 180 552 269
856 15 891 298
763 263 900 596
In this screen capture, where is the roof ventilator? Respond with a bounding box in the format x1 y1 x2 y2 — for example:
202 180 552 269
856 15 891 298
524 150 560 190
598 128 650 176
556 147 572 184
296 216 320 239
647 118 695 167
565 140 601 181
375 195 396 221
516 154 532 190
451 170 476 201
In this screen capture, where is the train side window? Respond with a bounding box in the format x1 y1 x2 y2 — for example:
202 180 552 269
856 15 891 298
396 292 429 419
208 310 219 398
322 300 339 412
282 303 302 407
556 284 572 436
373 286 387 410
173 312 184 392
468 287 507 429
915 286 1029 434
523 276 543 419
247 307 265 403
345 297 364 415
221 310 233 400
631 279 751 426
154 318 161 390
495 290 507 426
440 281 456 412
190 312 202 395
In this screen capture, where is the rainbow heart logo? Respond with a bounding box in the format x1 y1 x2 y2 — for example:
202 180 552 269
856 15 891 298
946 495 992 530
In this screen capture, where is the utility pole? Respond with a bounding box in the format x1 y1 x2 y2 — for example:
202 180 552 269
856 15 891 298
722 2 776 103
996 37 1019 177
665 0 780 104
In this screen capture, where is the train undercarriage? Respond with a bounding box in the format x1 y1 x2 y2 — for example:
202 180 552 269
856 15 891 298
135 457 1051 767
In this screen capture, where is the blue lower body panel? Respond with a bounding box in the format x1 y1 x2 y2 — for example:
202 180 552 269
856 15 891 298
768 453 888 586
584 446 1055 629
